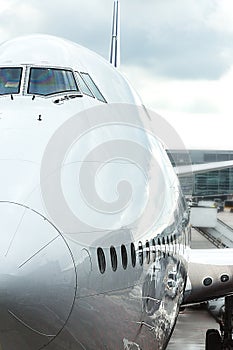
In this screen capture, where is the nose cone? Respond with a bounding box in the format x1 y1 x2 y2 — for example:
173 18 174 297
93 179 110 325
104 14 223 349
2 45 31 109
0 202 77 350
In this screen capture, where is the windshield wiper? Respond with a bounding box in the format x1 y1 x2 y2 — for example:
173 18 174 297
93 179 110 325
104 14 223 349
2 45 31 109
53 93 83 104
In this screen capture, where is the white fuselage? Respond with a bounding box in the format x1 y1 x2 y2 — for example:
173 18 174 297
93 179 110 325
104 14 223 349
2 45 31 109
0 34 190 350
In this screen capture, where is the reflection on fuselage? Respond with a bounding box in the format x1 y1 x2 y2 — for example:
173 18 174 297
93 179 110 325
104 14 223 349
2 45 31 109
0 34 190 350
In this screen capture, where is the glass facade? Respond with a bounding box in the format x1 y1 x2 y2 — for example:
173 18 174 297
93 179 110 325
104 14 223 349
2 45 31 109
167 150 233 198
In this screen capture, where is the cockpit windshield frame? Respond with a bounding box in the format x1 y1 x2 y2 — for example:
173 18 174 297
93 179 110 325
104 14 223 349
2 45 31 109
27 67 80 97
0 67 23 96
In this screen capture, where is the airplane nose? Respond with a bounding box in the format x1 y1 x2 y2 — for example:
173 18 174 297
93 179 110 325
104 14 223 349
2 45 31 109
0 202 77 350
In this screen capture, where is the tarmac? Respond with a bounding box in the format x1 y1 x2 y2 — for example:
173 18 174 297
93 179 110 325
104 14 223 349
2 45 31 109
167 210 233 349
167 306 218 350
218 210 233 228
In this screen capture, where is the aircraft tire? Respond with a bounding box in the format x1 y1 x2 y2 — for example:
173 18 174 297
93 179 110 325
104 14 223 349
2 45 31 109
205 329 221 350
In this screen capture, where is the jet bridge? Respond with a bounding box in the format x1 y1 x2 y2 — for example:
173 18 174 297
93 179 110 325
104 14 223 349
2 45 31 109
190 206 217 228
193 218 233 249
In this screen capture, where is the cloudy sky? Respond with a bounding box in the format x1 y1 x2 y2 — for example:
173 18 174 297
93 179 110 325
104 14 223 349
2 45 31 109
1 0 233 149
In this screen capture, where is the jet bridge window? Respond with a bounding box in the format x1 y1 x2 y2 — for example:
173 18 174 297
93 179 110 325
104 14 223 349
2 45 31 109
80 72 106 103
0 67 22 95
28 67 79 96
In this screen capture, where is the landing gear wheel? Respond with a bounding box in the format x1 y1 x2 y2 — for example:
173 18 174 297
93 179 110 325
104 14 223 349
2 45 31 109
206 329 221 350
222 296 233 349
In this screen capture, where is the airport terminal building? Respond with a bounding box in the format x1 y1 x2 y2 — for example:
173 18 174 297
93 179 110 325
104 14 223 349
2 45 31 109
167 149 233 199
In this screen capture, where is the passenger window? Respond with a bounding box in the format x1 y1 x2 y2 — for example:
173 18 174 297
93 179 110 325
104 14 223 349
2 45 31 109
110 246 117 272
163 237 167 256
121 245 128 270
97 247 106 274
151 239 156 262
0 67 22 95
28 67 79 96
162 237 166 254
167 237 170 253
145 240 150 264
170 235 173 253
131 243 136 267
157 238 161 258
80 72 106 102
138 241 143 266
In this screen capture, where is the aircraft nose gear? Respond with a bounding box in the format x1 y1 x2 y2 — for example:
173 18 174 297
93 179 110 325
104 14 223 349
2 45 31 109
206 296 233 350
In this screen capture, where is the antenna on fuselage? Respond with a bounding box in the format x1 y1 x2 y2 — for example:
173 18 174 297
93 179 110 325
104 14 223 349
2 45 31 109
109 0 120 68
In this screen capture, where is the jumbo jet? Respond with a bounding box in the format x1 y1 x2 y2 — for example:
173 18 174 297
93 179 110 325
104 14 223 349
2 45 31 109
1 1 233 350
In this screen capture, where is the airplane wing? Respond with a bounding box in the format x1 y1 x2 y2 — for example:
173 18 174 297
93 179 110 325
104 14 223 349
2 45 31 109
175 160 233 177
183 248 233 305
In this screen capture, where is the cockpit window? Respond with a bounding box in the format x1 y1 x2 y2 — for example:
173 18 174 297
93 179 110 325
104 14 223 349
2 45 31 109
76 72 94 98
0 67 22 95
80 72 106 103
28 68 79 96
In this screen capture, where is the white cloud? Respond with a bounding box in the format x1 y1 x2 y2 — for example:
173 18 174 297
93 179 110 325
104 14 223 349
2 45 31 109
122 62 233 150
0 0 17 14
157 110 233 150
123 65 220 113
218 66 233 114
206 0 233 33
0 1 44 41
0 0 233 150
